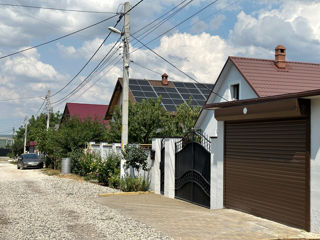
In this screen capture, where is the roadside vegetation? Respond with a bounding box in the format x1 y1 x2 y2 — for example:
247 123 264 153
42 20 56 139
9 97 200 191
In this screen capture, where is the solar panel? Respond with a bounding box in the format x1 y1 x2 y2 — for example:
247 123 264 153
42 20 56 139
166 87 178 93
144 91 157 98
162 98 174 104
184 82 196 88
135 79 150 86
128 78 213 112
129 85 141 91
132 90 144 97
176 87 189 94
157 92 170 98
129 79 138 85
140 86 153 91
165 105 176 111
189 88 200 94
168 93 180 99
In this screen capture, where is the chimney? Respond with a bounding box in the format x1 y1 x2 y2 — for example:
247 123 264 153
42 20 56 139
275 45 286 69
161 73 168 85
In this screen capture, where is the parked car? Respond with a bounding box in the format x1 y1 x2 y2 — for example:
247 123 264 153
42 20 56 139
17 153 43 170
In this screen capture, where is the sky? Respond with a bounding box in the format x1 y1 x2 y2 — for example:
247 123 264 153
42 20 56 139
1 0 320 134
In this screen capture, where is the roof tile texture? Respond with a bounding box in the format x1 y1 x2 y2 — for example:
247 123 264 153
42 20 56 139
66 103 108 124
230 57 320 97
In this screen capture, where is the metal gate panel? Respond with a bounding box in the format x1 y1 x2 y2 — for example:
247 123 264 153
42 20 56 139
175 134 211 208
224 118 310 230
160 141 165 195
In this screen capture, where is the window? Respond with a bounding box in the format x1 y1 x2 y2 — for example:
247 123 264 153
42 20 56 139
231 84 239 100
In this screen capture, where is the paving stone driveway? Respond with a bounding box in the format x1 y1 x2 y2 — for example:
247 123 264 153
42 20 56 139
96 193 320 240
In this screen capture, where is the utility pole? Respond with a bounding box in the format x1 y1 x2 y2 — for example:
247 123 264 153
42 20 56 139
23 116 28 153
46 90 51 130
121 2 130 150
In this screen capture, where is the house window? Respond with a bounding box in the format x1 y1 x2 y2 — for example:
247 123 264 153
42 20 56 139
231 84 239 100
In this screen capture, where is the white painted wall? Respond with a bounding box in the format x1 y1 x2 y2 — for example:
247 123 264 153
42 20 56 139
210 121 224 209
150 138 162 194
311 98 320 233
164 138 181 199
195 62 257 137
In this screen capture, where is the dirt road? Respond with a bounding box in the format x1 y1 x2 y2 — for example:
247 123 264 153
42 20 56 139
0 161 169 240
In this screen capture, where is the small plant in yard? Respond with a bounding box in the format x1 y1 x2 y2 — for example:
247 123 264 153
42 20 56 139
122 145 148 176
96 152 121 187
73 152 101 179
120 176 150 192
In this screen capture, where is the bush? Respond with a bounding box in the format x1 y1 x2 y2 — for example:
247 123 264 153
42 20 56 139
122 145 148 176
120 176 150 192
73 152 101 178
96 152 121 187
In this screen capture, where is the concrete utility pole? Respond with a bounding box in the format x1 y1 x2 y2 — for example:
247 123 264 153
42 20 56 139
46 90 51 131
121 1 130 150
23 116 28 153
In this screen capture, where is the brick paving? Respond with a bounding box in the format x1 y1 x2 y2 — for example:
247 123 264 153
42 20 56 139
96 193 320 240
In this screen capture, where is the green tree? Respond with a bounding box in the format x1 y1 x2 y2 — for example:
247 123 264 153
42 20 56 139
107 97 201 144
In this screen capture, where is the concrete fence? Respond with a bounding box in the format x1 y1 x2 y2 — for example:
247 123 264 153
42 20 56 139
86 142 152 179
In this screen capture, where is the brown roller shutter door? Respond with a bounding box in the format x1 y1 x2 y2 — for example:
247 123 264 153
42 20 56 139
224 118 310 230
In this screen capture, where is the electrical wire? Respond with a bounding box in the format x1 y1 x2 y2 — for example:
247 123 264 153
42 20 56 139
35 98 46 116
132 0 220 54
51 36 122 106
0 3 117 13
0 14 118 60
131 34 228 101
50 0 145 105
132 0 193 45
51 15 123 97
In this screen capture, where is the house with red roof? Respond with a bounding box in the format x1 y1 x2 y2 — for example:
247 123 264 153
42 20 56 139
194 45 320 232
61 103 109 125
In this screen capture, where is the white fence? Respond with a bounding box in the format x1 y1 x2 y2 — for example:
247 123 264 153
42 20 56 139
86 142 152 179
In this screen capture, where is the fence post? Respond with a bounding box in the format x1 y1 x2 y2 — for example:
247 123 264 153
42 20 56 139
150 138 162 194
164 138 181 199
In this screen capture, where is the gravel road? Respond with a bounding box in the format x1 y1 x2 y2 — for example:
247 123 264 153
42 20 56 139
0 160 171 240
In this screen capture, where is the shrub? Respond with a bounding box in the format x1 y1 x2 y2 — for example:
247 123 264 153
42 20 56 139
120 176 150 192
74 152 101 178
96 152 121 187
122 145 148 176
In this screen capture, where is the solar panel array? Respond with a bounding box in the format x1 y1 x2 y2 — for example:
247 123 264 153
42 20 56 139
129 79 214 112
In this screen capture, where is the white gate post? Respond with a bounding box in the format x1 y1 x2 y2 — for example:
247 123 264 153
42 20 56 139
150 138 162 194
211 121 224 209
164 138 181 199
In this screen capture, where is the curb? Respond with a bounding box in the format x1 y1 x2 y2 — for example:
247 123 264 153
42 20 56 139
98 191 153 197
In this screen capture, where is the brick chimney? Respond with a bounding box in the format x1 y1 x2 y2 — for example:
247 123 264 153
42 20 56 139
275 45 286 69
161 73 168 85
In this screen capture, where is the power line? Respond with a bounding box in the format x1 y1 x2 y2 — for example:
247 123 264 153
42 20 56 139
35 98 46 116
51 36 122 106
131 34 228 101
51 0 145 106
0 3 117 14
132 0 220 54
0 14 118 60
51 15 123 97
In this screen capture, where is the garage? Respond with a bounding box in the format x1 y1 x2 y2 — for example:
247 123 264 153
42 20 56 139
217 99 310 230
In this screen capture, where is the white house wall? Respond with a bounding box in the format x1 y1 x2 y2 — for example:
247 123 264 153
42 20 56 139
196 62 257 137
311 97 320 233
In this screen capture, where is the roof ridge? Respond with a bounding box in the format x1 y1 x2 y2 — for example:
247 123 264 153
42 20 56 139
67 102 108 106
131 78 214 85
230 56 320 66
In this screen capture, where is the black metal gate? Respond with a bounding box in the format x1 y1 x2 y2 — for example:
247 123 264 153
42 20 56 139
160 139 165 194
175 131 211 208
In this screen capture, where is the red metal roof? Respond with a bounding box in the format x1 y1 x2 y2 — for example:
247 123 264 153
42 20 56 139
65 103 108 124
230 56 320 97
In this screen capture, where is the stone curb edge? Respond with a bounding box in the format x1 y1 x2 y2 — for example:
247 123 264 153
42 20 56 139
98 191 154 197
